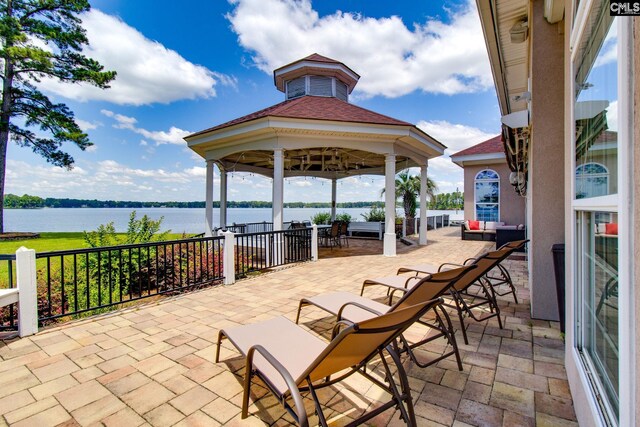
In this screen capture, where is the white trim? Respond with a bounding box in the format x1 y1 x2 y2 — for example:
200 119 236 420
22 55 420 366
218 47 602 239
451 152 506 166
570 0 595 57
568 11 631 427
474 168 500 222
615 16 634 427
274 61 360 87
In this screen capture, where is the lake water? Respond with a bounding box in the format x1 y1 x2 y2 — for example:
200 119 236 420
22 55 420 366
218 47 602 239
5 207 464 233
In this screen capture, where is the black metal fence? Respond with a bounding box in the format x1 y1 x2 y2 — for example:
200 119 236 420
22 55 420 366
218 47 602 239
0 227 314 329
234 228 312 275
219 221 293 234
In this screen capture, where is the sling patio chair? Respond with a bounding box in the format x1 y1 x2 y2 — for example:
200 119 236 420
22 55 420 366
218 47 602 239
483 239 529 303
295 265 476 371
215 300 439 427
363 248 514 345
391 239 529 304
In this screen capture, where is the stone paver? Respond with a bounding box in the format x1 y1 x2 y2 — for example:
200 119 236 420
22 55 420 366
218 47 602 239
0 227 575 426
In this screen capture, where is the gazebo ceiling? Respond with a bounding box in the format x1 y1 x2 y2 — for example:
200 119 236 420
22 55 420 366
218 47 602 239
217 147 416 179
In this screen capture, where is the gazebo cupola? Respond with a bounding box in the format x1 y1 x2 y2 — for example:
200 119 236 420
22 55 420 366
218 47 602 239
185 53 447 256
274 53 360 102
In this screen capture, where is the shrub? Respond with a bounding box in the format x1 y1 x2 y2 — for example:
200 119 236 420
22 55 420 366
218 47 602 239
336 212 352 223
361 207 385 222
311 212 331 225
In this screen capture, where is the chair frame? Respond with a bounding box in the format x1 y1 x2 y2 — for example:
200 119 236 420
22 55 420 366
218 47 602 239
216 301 439 427
296 266 476 371
375 245 523 345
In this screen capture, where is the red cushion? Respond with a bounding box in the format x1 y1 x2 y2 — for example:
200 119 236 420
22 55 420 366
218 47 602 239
605 223 618 235
468 220 481 231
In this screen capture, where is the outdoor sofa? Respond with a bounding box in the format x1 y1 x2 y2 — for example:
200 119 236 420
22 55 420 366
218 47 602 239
461 221 526 250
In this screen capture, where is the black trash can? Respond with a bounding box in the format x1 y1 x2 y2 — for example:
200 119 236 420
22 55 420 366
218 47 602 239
551 243 566 333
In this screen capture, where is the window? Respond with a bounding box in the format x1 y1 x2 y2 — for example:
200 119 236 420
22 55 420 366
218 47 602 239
576 162 609 199
572 3 621 423
336 81 348 101
286 77 306 99
474 169 499 221
309 76 333 96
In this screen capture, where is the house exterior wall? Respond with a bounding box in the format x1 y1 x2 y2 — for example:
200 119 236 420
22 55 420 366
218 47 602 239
462 162 526 225
527 0 565 321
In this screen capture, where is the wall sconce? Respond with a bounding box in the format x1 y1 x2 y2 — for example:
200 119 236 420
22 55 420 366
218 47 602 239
510 19 529 43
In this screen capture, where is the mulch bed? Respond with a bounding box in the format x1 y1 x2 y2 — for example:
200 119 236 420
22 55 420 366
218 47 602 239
0 232 40 241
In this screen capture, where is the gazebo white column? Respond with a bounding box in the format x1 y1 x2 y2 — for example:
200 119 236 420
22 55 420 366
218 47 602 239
419 162 428 245
330 178 337 221
205 160 214 236
272 148 284 230
220 168 228 228
384 154 396 256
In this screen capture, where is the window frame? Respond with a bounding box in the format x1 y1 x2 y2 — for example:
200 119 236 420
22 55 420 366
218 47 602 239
567 6 633 426
474 169 500 222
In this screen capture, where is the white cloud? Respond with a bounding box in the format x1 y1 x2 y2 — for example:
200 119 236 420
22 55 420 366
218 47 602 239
101 110 190 146
38 9 236 105
606 100 618 131
76 119 100 131
227 0 492 97
417 120 496 154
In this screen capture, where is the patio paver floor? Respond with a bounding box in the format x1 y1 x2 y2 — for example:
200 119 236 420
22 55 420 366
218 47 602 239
0 227 577 426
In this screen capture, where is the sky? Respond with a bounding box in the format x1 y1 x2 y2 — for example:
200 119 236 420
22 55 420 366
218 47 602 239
7 0 503 204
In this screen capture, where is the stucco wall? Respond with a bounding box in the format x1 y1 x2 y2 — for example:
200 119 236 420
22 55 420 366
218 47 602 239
462 162 526 225
528 0 565 321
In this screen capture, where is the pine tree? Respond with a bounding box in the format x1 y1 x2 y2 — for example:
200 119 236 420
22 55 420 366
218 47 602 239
0 0 116 232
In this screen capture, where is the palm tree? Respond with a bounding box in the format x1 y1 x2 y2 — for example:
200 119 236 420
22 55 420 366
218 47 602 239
381 170 437 218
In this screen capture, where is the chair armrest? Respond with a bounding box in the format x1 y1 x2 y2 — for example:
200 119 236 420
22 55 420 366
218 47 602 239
337 301 383 322
438 262 465 272
246 345 309 427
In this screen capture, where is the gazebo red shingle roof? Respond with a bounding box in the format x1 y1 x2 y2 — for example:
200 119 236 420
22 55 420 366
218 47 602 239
188 96 411 138
452 134 504 157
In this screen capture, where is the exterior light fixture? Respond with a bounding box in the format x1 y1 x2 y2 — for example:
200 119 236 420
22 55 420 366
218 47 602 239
510 19 528 43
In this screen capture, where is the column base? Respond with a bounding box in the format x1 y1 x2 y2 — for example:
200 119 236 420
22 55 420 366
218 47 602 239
383 233 396 257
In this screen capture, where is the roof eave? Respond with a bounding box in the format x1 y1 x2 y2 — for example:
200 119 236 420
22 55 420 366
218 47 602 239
450 152 506 167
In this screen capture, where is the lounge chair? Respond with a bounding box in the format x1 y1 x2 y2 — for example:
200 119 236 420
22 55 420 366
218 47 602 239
393 239 528 304
483 240 529 303
296 265 476 371
216 301 439 426
364 248 515 345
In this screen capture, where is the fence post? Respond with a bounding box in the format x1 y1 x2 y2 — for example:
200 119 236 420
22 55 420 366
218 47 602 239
402 218 406 237
311 225 318 261
223 231 236 285
16 247 38 337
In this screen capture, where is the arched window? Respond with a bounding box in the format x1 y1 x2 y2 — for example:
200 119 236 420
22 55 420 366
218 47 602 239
475 169 499 221
575 162 609 199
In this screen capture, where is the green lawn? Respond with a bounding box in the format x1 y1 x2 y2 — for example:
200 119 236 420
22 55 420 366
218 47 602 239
0 232 192 255
0 232 194 287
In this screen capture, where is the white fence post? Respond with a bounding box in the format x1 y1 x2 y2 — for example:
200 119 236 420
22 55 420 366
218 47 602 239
311 225 318 261
223 231 236 285
16 247 38 337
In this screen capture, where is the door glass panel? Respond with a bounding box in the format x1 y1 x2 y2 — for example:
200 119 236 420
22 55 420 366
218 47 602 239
578 211 619 419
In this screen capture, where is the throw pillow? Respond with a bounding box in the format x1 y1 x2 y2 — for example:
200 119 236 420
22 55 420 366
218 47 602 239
605 223 618 235
468 220 481 230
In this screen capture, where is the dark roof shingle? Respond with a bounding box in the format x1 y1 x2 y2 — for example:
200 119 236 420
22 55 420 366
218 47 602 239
188 96 411 138
451 135 504 157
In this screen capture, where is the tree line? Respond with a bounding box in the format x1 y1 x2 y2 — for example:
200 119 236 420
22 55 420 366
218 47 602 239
3 194 387 209
5 193 464 209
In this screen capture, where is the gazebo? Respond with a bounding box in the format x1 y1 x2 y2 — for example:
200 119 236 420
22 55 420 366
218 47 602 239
184 54 446 256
